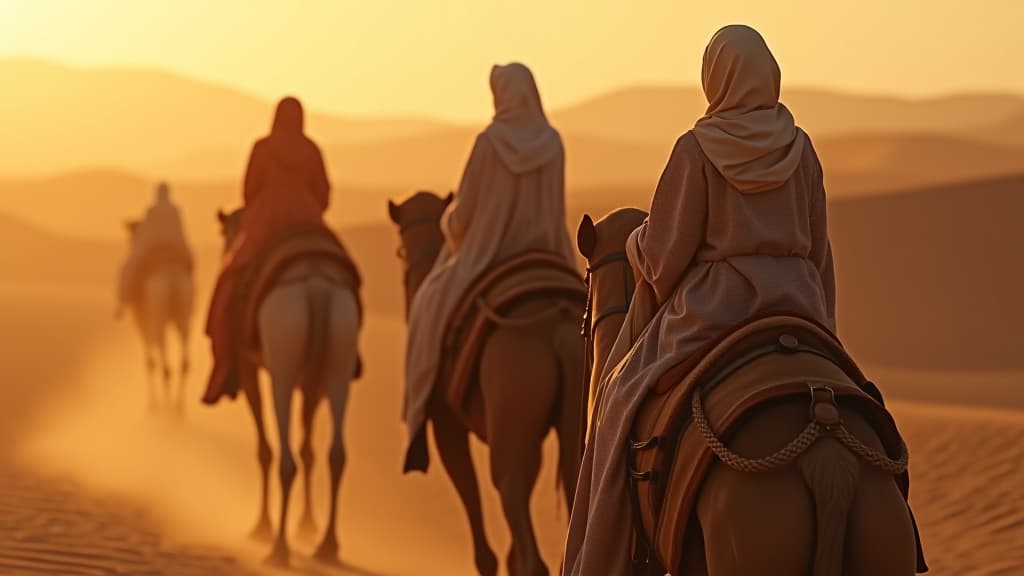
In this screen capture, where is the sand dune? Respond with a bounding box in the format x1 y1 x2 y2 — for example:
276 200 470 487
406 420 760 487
0 467 257 576
0 170 403 243
5 59 1024 187
817 133 1024 195
542 86 1024 148
830 174 1024 371
0 58 452 177
893 402 1024 576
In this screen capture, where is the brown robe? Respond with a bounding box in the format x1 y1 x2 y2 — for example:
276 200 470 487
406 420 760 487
563 131 836 574
402 63 577 463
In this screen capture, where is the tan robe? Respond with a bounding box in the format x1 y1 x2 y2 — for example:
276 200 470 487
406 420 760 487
118 197 192 305
563 131 836 574
403 132 577 455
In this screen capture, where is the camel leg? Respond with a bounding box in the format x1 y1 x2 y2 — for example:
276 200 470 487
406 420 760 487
243 379 274 542
481 327 556 576
175 320 190 417
145 351 158 412
160 341 172 407
313 289 359 564
295 394 319 540
432 402 498 576
258 284 309 567
554 320 586 509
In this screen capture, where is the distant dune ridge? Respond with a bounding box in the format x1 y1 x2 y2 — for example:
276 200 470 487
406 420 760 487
2 57 1023 191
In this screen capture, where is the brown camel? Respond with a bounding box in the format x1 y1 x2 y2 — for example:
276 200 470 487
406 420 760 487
388 191 586 576
576 209 920 576
217 208 360 567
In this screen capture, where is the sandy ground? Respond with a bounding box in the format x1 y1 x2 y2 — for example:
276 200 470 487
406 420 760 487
2 291 1023 575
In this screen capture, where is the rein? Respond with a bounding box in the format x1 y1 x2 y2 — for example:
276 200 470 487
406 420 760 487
579 249 636 457
582 250 634 338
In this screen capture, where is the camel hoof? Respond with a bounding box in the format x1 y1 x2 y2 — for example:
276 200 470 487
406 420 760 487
312 539 341 565
476 548 499 576
248 519 274 542
263 541 290 568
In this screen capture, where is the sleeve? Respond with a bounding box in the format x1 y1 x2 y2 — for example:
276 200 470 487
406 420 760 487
441 134 488 252
627 135 708 304
808 153 837 330
310 143 331 213
243 141 265 206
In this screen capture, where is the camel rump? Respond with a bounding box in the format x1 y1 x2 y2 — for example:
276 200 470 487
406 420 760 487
231 226 363 396
439 251 586 439
124 245 194 306
627 315 926 575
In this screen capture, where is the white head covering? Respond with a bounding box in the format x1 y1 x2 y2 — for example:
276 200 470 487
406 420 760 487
692 25 806 193
484 63 562 174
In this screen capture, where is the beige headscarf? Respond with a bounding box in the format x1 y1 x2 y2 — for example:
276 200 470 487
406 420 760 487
693 25 806 193
484 63 562 175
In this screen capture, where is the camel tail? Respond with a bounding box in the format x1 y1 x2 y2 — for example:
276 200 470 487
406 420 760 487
798 437 860 576
304 282 331 402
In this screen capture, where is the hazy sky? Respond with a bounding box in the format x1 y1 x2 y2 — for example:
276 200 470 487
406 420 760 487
1 0 1020 121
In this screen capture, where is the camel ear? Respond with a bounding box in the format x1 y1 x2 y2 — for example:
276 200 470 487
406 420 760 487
443 191 455 208
216 209 227 224
577 214 597 259
387 200 401 224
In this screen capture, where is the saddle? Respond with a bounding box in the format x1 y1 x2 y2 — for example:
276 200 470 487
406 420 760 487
627 315 927 575
439 251 586 438
233 226 363 384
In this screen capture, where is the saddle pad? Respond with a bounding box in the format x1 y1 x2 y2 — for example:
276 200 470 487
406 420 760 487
234 227 362 381
439 251 586 436
628 316 916 574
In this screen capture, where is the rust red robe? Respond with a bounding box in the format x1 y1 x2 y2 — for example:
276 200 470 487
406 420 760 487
203 97 332 404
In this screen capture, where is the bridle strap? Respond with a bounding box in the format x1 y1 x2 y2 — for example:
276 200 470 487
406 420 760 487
583 250 633 338
586 250 629 275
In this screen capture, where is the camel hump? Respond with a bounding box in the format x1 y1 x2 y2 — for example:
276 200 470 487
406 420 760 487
441 251 587 436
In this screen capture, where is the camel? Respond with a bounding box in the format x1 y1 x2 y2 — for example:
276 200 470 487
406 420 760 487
576 209 920 576
216 208 360 567
122 220 194 414
388 191 586 576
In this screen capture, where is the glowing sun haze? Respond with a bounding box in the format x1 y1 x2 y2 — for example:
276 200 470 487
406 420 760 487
0 0 1020 121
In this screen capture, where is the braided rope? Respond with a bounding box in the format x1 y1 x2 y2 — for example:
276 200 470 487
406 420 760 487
475 297 576 328
691 390 908 475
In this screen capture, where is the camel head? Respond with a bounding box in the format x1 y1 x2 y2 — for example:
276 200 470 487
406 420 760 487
217 207 245 254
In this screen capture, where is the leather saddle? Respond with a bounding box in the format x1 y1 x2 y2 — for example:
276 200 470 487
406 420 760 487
627 315 927 575
439 251 586 438
234 226 363 382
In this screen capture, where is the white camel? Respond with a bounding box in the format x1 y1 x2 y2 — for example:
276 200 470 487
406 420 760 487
217 208 361 566
122 220 195 413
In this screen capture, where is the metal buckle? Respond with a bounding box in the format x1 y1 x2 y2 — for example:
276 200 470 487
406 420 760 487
808 384 842 430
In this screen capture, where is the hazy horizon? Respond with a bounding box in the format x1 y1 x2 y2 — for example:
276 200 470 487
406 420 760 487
3 0 1023 121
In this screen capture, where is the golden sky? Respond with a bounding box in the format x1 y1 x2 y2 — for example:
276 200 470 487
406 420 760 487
0 0 1020 121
